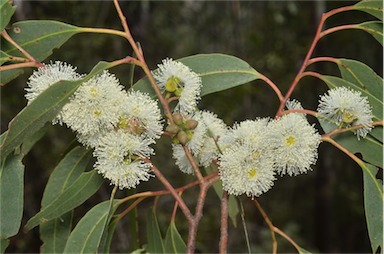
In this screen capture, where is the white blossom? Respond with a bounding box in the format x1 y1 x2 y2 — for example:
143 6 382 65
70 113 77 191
267 113 321 176
152 58 202 114
93 129 154 189
317 87 373 138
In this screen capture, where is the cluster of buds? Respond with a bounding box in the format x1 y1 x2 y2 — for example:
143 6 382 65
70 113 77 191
166 112 198 145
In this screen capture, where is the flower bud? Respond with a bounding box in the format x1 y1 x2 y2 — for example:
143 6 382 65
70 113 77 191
177 130 188 145
166 124 179 134
172 112 184 125
186 119 198 130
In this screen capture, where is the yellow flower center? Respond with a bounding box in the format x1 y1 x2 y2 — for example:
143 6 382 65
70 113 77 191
285 135 296 147
90 87 98 97
247 168 257 179
165 76 181 93
341 110 357 124
93 110 102 116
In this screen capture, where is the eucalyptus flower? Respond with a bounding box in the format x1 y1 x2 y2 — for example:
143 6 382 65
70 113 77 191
93 129 154 189
60 71 127 143
152 58 202 114
219 143 275 197
267 113 321 176
118 90 163 140
317 87 373 138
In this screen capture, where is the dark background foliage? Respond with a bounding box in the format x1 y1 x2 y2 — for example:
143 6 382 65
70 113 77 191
1 1 382 253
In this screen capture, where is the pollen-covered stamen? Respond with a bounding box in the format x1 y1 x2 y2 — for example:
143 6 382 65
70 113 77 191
165 76 183 93
341 110 357 124
285 135 296 147
89 87 99 97
247 168 257 179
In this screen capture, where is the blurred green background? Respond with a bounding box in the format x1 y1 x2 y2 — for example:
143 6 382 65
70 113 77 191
1 1 382 253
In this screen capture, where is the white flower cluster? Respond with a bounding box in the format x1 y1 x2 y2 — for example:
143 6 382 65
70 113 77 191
27 59 374 197
219 115 321 197
151 58 324 198
25 61 163 189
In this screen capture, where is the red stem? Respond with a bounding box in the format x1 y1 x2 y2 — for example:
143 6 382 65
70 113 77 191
276 5 354 117
219 192 229 254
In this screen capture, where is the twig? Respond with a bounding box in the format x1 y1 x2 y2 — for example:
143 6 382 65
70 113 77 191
1 30 42 66
258 73 284 102
219 192 229 254
0 61 40 72
253 199 277 254
276 5 354 116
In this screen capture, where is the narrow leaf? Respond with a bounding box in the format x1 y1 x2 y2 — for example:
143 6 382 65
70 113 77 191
25 170 104 230
40 212 73 254
132 53 260 97
0 239 9 253
353 0 383 21
146 210 165 253
319 119 382 168
356 21 383 45
40 146 92 253
205 166 239 227
0 0 15 32
363 164 383 253
228 195 239 228
0 79 83 158
1 20 82 84
0 154 24 240
164 221 186 254
41 146 92 207
63 200 120 254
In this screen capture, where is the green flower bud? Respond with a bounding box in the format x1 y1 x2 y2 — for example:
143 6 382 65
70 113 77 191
177 130 188 145
172 112 184 125
165 76 180 93
166 124 179 134
186 119 198 130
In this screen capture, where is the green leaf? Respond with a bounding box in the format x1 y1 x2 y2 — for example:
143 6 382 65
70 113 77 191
0 0 15 32
0 50 13 65
356 21 383 45
0 154 24 241
40 212 73 254
63 200 120 254
204 166 239 227
228 195 239 228
363 164 383 253
146 209 165 253
1 20 83 84
25 170 104 230
335 58 383 142
20 123 49 155
319 119 382 168
0 239 9 253
0 79 83 158
353 0 383 21
0 60 118 159
40 146 92 253
98 216 118 254
298 247 312 254
164 221 186 254
132 53 261 97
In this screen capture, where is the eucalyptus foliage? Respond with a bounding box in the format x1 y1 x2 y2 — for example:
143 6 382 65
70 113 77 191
0 0 382 253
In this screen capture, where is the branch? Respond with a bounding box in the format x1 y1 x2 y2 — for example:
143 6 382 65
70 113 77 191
276 4 354 117
1 30 42 66
219 192 229 254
